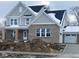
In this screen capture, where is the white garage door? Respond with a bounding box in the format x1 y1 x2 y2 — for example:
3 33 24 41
64 34 77 43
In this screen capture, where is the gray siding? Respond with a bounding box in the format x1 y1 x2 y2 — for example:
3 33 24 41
7 3 26 16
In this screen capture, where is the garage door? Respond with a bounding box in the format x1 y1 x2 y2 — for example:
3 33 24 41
64 34 77 43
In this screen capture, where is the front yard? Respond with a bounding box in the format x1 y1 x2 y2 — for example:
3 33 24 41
0 39 65 52
0 39 66 57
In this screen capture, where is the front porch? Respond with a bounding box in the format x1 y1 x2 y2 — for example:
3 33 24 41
3 29 29 42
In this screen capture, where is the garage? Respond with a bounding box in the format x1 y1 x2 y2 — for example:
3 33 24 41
64 34 77 43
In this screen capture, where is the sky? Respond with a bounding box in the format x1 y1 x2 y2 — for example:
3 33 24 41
0 1 79 22
0 1 79 17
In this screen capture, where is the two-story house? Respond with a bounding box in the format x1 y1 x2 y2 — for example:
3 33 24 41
0 2 65 44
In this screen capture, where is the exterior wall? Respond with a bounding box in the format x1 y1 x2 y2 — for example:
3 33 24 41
5 29 27 42
28 24 60 44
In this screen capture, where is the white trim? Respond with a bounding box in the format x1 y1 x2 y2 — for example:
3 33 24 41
25 19 26 25
9 19 10 26
32 23 55 25
6 16 20 18
19 17 21 25
59 33 63 43
61 10 66 27
40 28 42 37
45 28 47 37
5 26 28 29
12 30 16 37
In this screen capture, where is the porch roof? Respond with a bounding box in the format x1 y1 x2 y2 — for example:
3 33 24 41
5 25 27 29
64 26 79 32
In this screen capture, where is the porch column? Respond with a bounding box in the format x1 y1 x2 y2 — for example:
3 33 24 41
27 29 29 40
59 33 63 43
2 29 5 42
14 29 19 43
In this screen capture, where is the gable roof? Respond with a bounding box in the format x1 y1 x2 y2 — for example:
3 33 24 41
32 12 55 24
29 5 44 12
6 2 26 16
26 11 60 28
6 2 37 17
45 10 66 21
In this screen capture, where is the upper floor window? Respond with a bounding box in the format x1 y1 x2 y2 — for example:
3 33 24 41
14 19 17 25
11 19 18 25
36 28 51 37
25 18 29 25
11 19 13 25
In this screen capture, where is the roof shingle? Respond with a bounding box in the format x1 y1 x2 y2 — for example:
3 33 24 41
29 5 44 12
45 10 66 21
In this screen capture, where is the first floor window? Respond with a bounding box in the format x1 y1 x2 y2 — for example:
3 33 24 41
46 29 50 36
36 28 51 37
36 29 40 36
41 29 45 36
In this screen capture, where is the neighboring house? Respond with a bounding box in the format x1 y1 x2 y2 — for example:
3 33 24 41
1 2 65 44
62 9 79 44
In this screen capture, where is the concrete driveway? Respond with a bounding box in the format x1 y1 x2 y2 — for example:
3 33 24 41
56 44 79 58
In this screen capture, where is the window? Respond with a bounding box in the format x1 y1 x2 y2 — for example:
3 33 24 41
14 19 17 25
66 34 70 36
46 29 50 36
26 18 29 24
36 29 40 36
36 28 51 37
10 19 18 25
41 29 45 36
72 34 76 36
11 19 13 25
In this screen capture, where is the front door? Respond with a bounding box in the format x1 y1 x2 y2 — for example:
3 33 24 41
64 34 77 43
23 31 27 41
